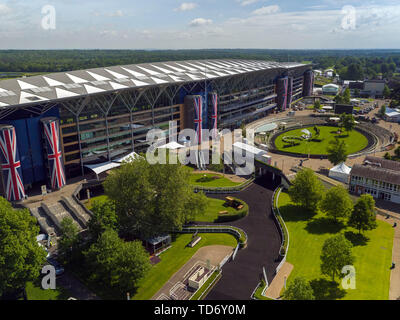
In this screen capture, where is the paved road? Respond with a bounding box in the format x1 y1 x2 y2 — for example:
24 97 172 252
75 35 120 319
205 176 282 300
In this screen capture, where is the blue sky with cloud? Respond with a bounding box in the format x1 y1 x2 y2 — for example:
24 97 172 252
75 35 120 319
0 0 399 49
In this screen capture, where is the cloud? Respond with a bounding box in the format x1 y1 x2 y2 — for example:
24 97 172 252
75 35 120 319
189 18 212 27
252 5 280 15
0 4 11 15
238 0 259 6
108 10 124 17
175 2 198 12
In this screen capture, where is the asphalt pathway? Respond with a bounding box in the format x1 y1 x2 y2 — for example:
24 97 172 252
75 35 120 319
205 176 282 300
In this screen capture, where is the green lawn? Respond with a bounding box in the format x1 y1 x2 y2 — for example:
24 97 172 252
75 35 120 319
132 233 237 300
195 198 238 222
25 280 71 300
278 192 394 300
189 173 241 188
274 126 368 155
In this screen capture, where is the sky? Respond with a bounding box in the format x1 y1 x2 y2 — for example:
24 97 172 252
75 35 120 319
0 0 400 49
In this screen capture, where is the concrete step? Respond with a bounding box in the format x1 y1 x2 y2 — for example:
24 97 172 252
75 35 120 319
30 206 58 237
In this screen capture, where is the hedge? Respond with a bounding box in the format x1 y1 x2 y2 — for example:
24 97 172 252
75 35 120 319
215 198 249 223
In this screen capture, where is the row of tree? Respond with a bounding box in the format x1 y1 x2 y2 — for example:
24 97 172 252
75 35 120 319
289 169 377 233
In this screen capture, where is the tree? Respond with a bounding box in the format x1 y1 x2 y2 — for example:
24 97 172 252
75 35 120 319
383 85 391 99
284 277 315 300
84 229 150 294
384 152 392 160
395 146 400 158
378 105 386 118
348 194 377 234
354 88 360 97
88 199 119 241
343 88 351 104
327 137 348 165
0 197 47 296
184 191 208 223
321 234 354 281
313 100 321 111
58 217 80 261
288 168 324 212
104 157 207 239
320 185 354 222
340 113 355 135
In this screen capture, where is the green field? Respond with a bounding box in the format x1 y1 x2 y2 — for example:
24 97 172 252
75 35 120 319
25 280 71 300
274 126 368 155
189 172 241 188
278 192 394 300
132 233 237 300
195 198 237 222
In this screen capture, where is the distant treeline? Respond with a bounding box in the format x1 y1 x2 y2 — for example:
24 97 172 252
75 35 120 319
1 49 400 80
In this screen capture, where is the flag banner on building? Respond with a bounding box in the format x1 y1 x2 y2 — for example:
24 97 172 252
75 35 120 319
0 125 25 201
288 77 294 107
41 118 66 190
193 95 203 145
276 77 289 111
303 70 314 97
210 92 218 138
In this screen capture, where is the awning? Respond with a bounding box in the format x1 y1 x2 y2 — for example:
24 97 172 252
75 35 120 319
158 141 185 150
85 161 121 175
85 151 140 175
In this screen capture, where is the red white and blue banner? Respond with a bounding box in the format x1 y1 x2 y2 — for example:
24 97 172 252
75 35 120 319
210 92 218 138
288 77 294 108
0 125 25 201
193 95 203 145
42 118 66 190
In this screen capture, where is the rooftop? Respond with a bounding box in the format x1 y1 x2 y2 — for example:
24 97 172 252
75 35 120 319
350 156 400 185
0 59 305 109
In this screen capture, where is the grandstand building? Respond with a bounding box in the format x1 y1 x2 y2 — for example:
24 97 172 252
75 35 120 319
0 59 312 200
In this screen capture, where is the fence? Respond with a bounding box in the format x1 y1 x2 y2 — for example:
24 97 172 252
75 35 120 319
193 178 254 194
271 186 290 275
232 244 240 261
178 225 248 248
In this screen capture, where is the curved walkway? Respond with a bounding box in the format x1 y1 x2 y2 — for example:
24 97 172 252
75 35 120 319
205 177 282 300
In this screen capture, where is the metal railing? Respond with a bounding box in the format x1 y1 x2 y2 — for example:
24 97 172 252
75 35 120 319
193 178 254 194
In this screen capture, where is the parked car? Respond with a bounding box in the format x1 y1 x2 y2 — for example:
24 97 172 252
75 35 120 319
46 257 65 276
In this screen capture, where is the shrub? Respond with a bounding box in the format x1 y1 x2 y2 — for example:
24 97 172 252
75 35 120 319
216 198 249 223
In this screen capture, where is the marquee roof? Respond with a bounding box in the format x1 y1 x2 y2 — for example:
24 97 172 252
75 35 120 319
0 59 306 109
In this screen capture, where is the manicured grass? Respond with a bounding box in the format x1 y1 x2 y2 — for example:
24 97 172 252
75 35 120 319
25 280 71 300
132 233 237 300
195 198 237 222
189 173 241 188
274 126 368 155
278 192 394 300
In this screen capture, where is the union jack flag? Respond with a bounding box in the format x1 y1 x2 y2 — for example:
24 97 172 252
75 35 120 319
288 77 293 108
43 119 66 190
193 95 203 145
211 93 218 138
282 77 288 110
0 126 25 201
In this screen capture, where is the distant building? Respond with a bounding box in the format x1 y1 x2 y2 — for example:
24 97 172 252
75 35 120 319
363 80 386 98
349 156 400 204
346 80 386 98
322 83 340 95
335 104 353 115
384 108 400 123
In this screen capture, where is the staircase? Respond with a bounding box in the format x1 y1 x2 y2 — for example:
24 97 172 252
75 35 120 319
61 196 92 226
30 206 58 237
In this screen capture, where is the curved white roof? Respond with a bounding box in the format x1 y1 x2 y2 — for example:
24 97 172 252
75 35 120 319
0 59 306 109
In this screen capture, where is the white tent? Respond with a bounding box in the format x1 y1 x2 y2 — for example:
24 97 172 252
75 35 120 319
329 162 352 183
157 141 185 150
